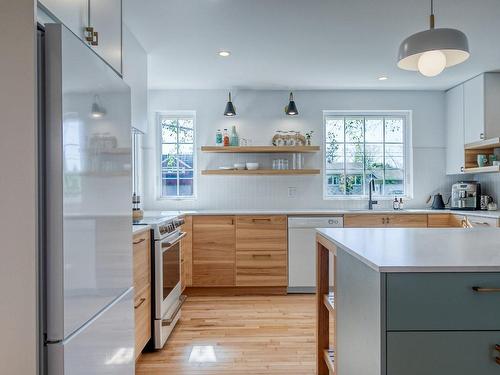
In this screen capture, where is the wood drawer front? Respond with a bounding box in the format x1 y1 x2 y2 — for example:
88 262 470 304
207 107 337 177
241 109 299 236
236 251 287 287
466 215 499 228
344 214 386 227
385 214 428 228
428 214 453 227
133 231 151 295
134 285 151 359
236 215 287 252
192 263 235 286
387 273 500 331
387 331 500 375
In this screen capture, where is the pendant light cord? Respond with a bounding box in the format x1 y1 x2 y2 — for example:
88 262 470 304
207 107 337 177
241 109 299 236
429 0 435 29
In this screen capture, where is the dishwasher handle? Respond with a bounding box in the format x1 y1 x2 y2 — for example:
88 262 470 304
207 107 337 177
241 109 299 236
287 216 344 228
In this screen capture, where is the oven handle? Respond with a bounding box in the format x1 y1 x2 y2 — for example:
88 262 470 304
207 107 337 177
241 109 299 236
162 295 187 326
160 232 186 251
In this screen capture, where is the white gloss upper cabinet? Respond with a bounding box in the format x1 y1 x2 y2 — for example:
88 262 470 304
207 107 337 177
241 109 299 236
445 85 465 175
39 0 122 75
123 26 148 133
39 0 87 38
464 73 500 144
88 0 122 74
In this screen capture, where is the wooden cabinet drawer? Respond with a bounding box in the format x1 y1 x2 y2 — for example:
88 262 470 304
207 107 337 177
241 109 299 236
133 230 151 294
387 331 500 375
385 214 428 228
387 273 500 331
236 215 287 252
236 251 287 286
134 285 151 359
344 214 387 227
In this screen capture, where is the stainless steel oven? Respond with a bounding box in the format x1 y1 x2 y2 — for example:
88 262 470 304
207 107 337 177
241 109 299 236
153 227 186 349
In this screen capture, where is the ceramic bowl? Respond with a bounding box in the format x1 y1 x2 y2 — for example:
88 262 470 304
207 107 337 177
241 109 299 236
234 163 246 170
246 162 259 170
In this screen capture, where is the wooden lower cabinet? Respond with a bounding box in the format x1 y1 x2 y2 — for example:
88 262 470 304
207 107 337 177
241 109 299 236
132 229 151 360
180 215 193 291
235 215 287 287
192 216 236 286
344 214 428 228
385 214 428 228
134 285 151 359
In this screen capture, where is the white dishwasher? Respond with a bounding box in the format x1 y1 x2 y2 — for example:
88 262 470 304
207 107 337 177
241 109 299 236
288 216 343 293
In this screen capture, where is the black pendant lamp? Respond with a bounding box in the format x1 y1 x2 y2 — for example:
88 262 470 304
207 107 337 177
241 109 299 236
285 92 298 116
224 92 236 116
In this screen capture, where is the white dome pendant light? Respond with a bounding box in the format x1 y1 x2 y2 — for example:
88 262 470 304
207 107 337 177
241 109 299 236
397 0 470 77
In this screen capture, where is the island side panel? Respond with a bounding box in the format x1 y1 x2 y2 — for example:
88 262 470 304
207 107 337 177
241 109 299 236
337 247 385 375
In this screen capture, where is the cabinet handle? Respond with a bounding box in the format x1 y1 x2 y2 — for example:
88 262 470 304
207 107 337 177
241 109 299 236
460 166 464 173
252 218 271 222
495 344 500 365
85 26 98 46
469 221 490 227
480 132 485 140
472 287 500 293
134 297 146 309
386 217 390 224
133 238 146 245
382 218 386 224
252 254 272 259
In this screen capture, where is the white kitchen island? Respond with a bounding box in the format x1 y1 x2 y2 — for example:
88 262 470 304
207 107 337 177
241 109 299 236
316 228 500 375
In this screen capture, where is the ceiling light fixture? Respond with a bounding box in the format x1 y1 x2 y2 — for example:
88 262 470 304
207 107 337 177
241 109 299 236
378 76 389 81
218 51 231 57
90 95 106 118
224 92 236 116
397 0 470 77
285 92 298 116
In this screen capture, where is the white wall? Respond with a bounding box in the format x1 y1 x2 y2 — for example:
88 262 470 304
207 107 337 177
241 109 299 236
145 89 453 210
0 1 39 374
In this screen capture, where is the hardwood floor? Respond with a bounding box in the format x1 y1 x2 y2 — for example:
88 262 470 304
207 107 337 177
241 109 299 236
136 295 319 375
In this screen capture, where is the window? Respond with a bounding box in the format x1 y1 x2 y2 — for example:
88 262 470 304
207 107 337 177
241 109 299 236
323 112 411 199
158 112 196 199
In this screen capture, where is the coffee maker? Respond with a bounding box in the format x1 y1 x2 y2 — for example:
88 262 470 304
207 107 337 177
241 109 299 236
451 181 481 210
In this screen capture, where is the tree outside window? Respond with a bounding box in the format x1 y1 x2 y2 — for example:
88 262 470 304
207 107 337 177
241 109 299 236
159 114 195 198
324 113 408 198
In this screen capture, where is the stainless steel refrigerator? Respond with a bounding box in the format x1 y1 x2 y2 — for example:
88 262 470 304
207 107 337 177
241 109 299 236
41 23 134 374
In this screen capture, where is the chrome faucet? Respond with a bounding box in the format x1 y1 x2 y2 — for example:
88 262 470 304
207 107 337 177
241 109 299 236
368 178 378 210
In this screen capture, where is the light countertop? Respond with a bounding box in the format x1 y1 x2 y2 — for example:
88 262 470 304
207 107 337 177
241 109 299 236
144 208 500 218
133 224 151 235
317 227 500 273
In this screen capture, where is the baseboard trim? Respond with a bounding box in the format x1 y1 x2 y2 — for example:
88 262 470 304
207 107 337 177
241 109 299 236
185 286 287 296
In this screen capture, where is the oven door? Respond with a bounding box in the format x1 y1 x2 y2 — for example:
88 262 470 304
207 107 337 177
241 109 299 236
154 231 186 320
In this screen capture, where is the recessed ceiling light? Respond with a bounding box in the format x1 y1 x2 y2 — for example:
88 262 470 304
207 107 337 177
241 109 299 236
378 76 389 81
218 51 231 57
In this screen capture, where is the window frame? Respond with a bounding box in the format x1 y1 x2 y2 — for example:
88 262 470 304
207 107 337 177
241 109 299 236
156 111 197 201
322 110 413 201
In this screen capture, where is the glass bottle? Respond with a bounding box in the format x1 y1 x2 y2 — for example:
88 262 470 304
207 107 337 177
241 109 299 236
223 129 230 146
216 129 223 146
230 126 239 146
393 197 400 210
399 198 404 210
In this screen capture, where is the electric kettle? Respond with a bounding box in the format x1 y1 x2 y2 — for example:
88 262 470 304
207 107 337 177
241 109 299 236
431 193 446 209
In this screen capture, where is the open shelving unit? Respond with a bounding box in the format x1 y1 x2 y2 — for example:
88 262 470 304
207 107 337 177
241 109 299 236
316 234 336 375
201 145 321 176
201 145 320 153
464 138 500 174
201 169 320 176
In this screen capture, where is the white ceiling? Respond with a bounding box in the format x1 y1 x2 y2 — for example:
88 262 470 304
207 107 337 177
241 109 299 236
123 0 500 91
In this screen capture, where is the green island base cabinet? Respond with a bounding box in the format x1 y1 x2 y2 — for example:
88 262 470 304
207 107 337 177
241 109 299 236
318 228 500 375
